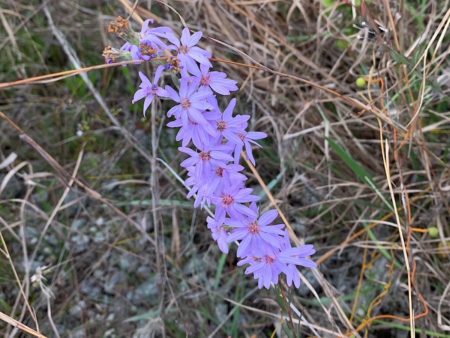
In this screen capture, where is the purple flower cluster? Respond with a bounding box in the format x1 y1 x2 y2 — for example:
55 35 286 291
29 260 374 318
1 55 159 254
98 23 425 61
107 18 316 289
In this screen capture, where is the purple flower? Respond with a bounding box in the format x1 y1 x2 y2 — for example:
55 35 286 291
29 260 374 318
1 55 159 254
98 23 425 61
191 64 238 95
132 66 168 116
140 19 177 50
207 215 229 253
123 20 179 61
211 184 259 219
186 162 247 208
237 227 317 289
119 20 177 61
204 163 247 197
215 98 249 144
112 19 318 290
120 42 141 60
226 205 285 257
167 110 220 148
166 27 212 75
279 245 316 267
179 143 233 179
279 245 317 288
165 79 216 135
238 253 286 289
233 130 267 165
185 172 210 208
121 40 157 62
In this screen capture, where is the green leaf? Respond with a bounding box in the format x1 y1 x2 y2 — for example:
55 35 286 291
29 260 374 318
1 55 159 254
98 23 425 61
327 138 373 183
213 253 227 289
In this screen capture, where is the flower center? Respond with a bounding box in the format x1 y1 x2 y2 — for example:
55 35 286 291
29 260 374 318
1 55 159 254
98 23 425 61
181 98 191 109
146 85 158 96
238 133 246 141
265 255 275 264
215 167 224 177
200 75 210 86
179 45 189 54
249 221 260 234
140 43 157 56
199 151 211 161
168 56 181 72
217 120 227 132
222 194 234 206
212 224 225 235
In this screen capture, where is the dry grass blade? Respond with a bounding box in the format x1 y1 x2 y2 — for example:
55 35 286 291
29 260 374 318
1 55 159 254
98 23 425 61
0 60 142 89
0 311 47 338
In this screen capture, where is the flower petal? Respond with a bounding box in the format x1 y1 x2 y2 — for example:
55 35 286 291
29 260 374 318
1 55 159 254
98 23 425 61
189 47 212 66
165 85 180 102
223 98 237 119
138 71 151 87
153 65 165 83
143 95 154 116
132 88 147 103
258 209 278 226
180 27 191 46
187 31 202 47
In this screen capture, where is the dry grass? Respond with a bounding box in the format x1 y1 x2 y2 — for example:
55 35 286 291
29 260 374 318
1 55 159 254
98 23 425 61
0 0 449 337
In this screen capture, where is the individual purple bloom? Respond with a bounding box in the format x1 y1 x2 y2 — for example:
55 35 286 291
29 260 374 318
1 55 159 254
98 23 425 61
238 253 286 289
207 215 229 254
205 163 247 196
179 143 233 180
191 64 238 95
120 42 141 60
165 79 216 135
279 244 317 288
215 98 250 144
120 40 157 61
179 143 233 167
166 27 212 75
185 173 211 208
137 41 159 60
279 245 317 268
211 184 259 220
185 167 219 208
233 130 267 165
132 20 179 61
237 228 316 289
167 110 220 148
132 66 168 116
140 19 177 50
185 162 246 208
226 204 285 257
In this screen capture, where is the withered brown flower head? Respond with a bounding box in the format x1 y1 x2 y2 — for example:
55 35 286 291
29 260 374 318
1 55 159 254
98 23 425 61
107 16 137 42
